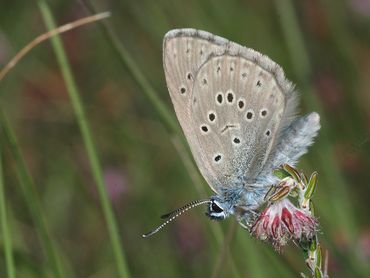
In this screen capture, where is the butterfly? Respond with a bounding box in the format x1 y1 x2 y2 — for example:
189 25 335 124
143 29 320 237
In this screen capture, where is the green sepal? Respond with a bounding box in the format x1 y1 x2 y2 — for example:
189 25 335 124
314 267 322 278
273 168 290 179
309 200 316 216
316 244 322 268
282 164 301 182
300 172 308 185
300 273 309 278
269 185 290 202
304 172 318 200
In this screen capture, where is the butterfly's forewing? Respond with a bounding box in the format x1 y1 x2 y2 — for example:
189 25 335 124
163 30 226 193
163 29 297 193
163 29 227 125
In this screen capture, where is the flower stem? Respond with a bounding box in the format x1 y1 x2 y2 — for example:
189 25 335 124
283 165 328 278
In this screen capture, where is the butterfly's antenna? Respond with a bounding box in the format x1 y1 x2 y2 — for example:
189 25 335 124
160 199 212 219
142 199 211 238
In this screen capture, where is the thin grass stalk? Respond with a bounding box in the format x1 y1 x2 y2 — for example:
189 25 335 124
0 106 64 277
0 137 16 278
0 12 110 82
36 1 130 277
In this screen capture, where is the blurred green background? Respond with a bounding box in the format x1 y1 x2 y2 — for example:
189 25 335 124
0 0 369 277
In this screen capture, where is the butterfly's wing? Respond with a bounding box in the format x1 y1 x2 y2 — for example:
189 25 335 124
258 112 321 184
163 29 298 193
164 30 227 193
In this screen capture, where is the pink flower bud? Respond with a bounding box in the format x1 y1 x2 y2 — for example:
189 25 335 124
251 199 318 250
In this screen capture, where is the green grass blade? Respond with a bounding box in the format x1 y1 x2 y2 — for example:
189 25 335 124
36 1 130 277
0 106 64 278
0 134 16 278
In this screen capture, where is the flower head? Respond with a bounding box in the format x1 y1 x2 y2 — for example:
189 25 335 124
251 198 318 250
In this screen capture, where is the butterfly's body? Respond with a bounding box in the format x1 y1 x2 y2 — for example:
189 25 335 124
144 28 320 236
207 185 268 227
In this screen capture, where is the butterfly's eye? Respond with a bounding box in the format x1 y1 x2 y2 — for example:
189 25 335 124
211 201 223 213
206 200 226 220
